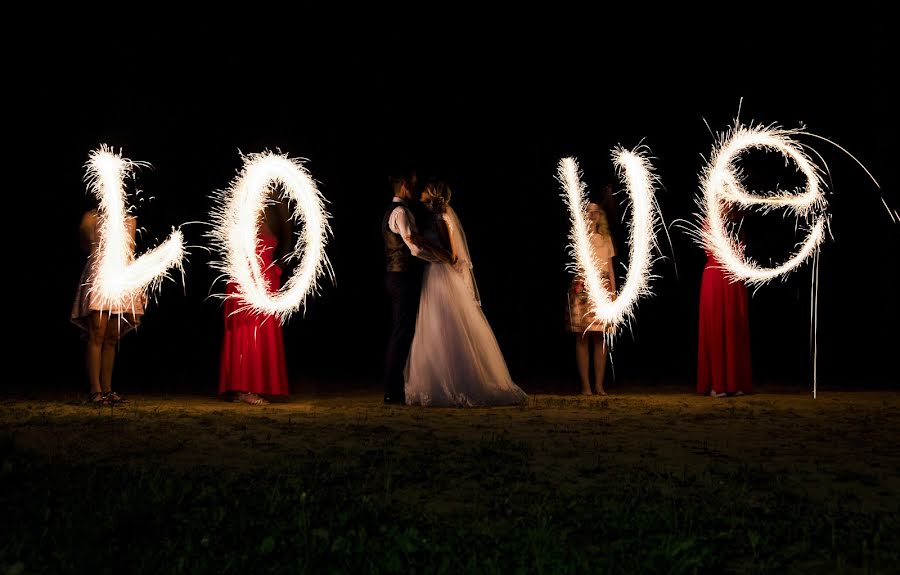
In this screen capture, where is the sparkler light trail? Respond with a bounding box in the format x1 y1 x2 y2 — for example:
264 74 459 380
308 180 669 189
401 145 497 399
559 148 664 336
210 151 332 323
689 118 880 399
696 124 828 286
86 146 185 311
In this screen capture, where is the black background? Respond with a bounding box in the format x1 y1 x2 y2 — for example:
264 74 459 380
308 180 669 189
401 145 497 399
17 9 896 394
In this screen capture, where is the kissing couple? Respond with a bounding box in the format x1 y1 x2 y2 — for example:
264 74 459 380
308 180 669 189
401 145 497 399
382 172 527 407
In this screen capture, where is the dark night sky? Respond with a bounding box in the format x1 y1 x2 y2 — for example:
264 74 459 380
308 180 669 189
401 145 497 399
17 10 896 393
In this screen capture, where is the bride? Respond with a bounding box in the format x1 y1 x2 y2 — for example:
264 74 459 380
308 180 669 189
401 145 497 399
404 180 527 407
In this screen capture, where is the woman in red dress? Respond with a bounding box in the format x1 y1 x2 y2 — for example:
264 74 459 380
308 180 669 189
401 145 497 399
219 203 292 405
696 220 752 397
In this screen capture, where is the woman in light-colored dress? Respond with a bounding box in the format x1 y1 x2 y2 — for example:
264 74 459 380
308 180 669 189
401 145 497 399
404 180 527 407
566 201 616 395
72 209 146 405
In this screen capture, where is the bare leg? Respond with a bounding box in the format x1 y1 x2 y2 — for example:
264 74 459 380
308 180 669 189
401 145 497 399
86 311 109 395
593 335 608 395
100 315 122 392
575 335 591 395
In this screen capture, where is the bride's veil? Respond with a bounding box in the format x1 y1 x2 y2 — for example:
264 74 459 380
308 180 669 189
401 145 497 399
444 206 481 305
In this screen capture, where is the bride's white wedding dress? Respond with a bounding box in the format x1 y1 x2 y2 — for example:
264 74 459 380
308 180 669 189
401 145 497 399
404 207 527 407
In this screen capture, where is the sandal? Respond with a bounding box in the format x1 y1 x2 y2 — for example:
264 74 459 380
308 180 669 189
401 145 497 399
89 392 109 406
234 392 269 406
106 391 129 405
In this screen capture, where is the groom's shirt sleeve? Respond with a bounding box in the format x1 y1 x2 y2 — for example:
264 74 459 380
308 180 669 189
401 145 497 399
389 206 441 263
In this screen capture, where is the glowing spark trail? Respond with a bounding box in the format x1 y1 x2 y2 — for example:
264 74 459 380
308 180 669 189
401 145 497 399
697 124 828 285
86 146 185 311
211 151 332 323
559 148 663 335
692 122 839 399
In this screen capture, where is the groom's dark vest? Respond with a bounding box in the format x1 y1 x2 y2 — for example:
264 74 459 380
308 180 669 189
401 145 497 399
383 200 425 273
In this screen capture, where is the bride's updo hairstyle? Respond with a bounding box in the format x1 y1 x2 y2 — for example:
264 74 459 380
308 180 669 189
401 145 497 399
423 179 451 213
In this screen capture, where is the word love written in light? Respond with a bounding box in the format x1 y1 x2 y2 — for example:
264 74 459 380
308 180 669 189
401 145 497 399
89 123 844 326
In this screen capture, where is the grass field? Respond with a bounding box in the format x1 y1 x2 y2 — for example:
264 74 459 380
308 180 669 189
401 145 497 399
2 384 898 573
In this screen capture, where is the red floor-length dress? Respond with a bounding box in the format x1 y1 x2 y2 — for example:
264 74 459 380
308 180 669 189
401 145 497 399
697 248 752 395
219 227 290 396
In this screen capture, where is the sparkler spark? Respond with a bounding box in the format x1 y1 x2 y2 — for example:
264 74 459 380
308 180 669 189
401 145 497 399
85 146 185 311
695 124 828 285
690 121 840 399
210 151 332 323
559 148 663 335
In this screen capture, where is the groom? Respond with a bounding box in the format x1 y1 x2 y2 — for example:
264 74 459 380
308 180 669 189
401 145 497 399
382 170 441 405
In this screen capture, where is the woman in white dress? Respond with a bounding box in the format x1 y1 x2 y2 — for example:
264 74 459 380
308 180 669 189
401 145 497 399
404 180 527 407
71 209 147 405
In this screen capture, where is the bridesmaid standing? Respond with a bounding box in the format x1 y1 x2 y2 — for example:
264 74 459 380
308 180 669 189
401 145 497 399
72 208 146 405
566 199 617 396
219 195 292 405
696 211 752 397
